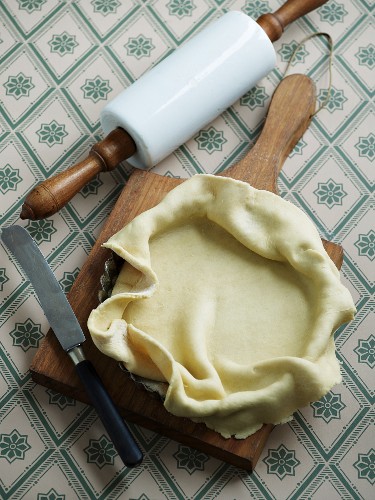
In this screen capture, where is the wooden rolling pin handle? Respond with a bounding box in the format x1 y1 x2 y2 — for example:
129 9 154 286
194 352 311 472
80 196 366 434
257 0 327 42
20 1 327 221
20 128 136 220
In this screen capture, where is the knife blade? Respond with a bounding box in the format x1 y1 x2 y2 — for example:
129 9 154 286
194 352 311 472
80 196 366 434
1 225 143 468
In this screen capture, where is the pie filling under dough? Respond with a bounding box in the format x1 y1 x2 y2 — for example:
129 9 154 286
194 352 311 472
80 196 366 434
88 175 356 439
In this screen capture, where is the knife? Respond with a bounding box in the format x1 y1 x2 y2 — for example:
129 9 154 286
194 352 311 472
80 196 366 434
1 225 143 468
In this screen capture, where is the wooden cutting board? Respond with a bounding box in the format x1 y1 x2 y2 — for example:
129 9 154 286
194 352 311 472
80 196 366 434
30 75 343 471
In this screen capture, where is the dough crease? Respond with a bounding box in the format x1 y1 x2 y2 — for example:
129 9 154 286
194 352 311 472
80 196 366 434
88 175 355 439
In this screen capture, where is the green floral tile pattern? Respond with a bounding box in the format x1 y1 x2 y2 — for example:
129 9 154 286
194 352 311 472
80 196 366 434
314 178 347 207
125 35 155 59
263 444 300 479
81 76 112 103
0 1 373 499
46 389 76 410
240 85 268 110
0 429 31 463
173 445 209 474
48 32 78 56
17 0 47 13
167 0 196 19
37 488 65 500
355 230 375 261
354 449 375 484
84 435 117 468
0 164 22 194
318 1 348 25
354 335 375 368
356 133 375 160
91 0 121 16
10 318 44 352
279 40 309 64
4 73 35 100
37 120 68 147
195 126 227 153
311 392 346 423
243 0 270 19
317 86 347 112
356 43 375 69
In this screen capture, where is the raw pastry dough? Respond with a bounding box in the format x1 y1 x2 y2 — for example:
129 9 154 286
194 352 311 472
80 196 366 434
88 175 355 438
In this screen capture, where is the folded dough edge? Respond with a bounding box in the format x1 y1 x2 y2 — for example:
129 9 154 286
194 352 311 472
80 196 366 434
88 174 356 439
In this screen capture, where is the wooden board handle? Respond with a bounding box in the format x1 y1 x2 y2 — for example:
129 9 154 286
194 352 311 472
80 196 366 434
20 128 136 220
257 0 328 42
221 74 315 192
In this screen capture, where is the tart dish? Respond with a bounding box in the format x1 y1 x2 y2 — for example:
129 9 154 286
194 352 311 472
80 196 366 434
88 174 355 439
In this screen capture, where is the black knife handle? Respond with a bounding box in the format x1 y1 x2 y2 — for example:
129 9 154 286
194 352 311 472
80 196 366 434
75 359 143 467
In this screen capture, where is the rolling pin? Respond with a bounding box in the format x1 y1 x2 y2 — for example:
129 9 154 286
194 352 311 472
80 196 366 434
20 0 327 220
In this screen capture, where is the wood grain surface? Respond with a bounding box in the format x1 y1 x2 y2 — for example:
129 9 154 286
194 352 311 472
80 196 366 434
30 75 343 471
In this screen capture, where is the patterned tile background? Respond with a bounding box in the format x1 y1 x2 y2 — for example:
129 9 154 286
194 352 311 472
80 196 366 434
0 0 373 498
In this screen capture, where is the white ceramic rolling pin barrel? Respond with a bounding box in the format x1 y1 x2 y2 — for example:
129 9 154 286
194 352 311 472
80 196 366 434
101 12 275 169
20 0 327 220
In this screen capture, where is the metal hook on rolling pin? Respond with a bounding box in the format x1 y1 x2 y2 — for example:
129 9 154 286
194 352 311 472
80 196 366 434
20 0 328 221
